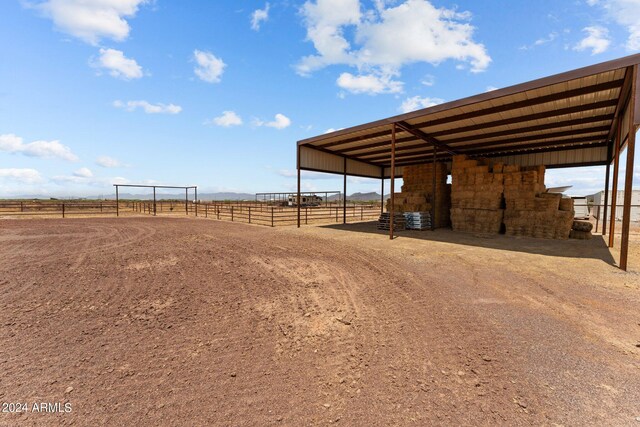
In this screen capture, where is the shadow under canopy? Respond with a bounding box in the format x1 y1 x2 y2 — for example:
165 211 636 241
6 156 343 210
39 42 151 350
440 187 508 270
320 221 617 266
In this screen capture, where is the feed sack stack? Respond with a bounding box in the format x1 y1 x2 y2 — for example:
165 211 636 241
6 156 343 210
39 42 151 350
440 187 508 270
450 155 504 233
502 165 574 239
385 163 451 228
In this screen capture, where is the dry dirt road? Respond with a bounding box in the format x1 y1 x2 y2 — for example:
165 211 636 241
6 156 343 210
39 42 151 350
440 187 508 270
0 217 639 426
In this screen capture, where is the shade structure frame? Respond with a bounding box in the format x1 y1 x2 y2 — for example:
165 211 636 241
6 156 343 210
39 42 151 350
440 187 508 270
296 54 640 270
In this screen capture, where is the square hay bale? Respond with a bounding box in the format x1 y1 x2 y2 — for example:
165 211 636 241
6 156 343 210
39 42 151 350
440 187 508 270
503 164 520 173
559 198 574 212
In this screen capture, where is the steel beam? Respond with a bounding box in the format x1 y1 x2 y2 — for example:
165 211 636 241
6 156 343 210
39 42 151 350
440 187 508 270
297 145 301 228
390 123 396 240
620 65 638 271
609 116 621 247
602 162 610 235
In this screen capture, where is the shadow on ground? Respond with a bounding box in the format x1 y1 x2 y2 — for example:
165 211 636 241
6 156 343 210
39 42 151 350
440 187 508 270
320 221 617 266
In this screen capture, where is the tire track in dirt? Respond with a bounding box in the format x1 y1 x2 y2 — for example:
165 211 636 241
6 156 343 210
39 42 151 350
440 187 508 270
2 218 639 426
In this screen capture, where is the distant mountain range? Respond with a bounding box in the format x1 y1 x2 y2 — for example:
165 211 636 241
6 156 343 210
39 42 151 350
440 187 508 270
328 192 386 202
2 191 389 201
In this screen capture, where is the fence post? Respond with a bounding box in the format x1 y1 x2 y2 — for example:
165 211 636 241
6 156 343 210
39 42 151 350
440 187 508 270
231 206 234 222
335 207 338 222
361 206 363 220
20 201 24 212
205 203 208 218
62 203 65 218
249 207 252 224
305 207 308 225
271 207 274 227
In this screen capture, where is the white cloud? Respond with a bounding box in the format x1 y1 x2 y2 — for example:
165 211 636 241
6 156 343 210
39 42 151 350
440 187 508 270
297 0 361 76
420 74 435 86
588 0 640 51
266 113 292 129
535 31 558 46
486 85 498 92
193 49 226 83
0 133 78 161
520 31 562 51
573 26 611 54
73 167 93 178
51 172 128 186
545 166 607 196
0 168 43 184
31 0 149 45
399 95 444 113
297 0 491 84
91 48 143 80
96 155 121 168
113 100 182 114
337 71 403 94
324 127 344 134
251 3 270 31
254 113 292 129
209 111 243 127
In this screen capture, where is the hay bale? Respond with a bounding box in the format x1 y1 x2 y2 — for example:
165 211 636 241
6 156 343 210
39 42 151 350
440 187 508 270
572 220 593 232
559 198 574 212
569 229 593 240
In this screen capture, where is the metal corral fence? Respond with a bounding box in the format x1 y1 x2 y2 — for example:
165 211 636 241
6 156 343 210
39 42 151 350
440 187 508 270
0 200 119 217
201 203 382 226
3 200 636 231
0 200 382 226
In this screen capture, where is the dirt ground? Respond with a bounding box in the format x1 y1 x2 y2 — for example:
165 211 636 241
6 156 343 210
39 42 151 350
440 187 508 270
1 217 639 426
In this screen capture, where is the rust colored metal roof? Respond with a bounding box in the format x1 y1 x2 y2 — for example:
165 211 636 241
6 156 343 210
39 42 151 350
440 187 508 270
298 54 640 172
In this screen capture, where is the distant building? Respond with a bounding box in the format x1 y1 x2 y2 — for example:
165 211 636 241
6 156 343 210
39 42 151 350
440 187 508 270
587 190 640 222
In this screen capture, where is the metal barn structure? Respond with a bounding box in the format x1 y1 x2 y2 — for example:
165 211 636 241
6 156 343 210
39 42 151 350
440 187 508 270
295 54 640 271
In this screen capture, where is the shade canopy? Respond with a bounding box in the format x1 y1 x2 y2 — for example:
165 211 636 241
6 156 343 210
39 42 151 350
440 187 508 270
297 54 640 179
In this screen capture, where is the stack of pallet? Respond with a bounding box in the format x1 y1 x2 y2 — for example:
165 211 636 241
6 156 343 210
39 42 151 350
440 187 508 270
377 212 406 231
404 212 432 230
502 165 574 239
385 162 451 228
450 155 504 233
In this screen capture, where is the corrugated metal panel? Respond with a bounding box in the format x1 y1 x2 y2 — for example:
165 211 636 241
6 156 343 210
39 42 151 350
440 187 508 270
383 166 404 178
300 146 382 178
491 145 607 167
300 145 343 174
621 98 631 143
346 158 382 178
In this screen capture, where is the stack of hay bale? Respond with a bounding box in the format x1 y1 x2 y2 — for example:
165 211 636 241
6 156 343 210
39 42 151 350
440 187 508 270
502 165 574 239
450 155 575 239
385 163 451 228
450 155 504 233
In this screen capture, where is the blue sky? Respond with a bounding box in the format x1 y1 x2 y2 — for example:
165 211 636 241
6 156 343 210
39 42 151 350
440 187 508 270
0 0 639 198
